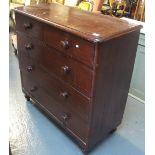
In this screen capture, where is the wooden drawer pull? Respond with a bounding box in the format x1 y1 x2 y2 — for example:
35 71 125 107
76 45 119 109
60 40 69 49
61 113 71 121
27 66 33 72
30 86 37 92
23 23 32 29
25 43 33 50
60 92 69 98
61 65 70 74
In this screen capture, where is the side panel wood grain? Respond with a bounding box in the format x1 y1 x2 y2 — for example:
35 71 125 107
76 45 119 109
87 31 140 150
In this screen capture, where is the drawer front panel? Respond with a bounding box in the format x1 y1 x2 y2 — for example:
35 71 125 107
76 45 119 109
21 72 89 142
15 13 43 39
17 34 93 97
19 55 90 121
44 24 95 67
16 13 95 67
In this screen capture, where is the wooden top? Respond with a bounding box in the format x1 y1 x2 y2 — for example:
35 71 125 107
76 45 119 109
14 3 142 43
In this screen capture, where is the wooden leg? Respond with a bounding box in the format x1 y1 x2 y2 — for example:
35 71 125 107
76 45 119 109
24 94 30 101
109 128 117 134
82 147 90 155
14 49 18 56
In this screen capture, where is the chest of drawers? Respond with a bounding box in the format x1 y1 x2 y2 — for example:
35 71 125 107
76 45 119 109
14 3 142 152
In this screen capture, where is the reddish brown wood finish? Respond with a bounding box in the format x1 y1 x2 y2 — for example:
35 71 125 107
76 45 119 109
21 72 89 143
15 3 142 152
14 3 141 42
86 31 141 151
18 54 91 122
15 13 95 68
44 24 95 67
15 12 43 39
17 33 93 97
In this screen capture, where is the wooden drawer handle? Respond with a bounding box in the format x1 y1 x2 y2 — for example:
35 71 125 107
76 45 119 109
30 86 37 92
60 40 69 49
27 66 33 72
23 23 32 29
25 43 33 50
61 113 71 121
60 92 69 98
61 65 70 74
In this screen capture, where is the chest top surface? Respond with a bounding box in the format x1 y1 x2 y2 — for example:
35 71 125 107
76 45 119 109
14 3 142 42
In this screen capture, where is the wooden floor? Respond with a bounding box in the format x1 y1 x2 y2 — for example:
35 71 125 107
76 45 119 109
9 36 144 155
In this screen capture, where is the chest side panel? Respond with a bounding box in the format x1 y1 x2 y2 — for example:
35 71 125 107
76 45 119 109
87 30 140 150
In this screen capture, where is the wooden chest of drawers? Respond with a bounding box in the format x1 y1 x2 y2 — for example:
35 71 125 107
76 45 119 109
14 3 142 152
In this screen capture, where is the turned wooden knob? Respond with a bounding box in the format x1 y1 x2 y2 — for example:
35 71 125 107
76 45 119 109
23 23 32 29
25 43 33 50
27 66 33 72
60 92 69 98
61 65 70 74
60 40 69 49
61 114 71 121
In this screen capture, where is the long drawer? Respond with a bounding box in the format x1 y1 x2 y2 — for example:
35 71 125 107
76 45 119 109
19 55 90 122
21 71 89 142
17 34 93 97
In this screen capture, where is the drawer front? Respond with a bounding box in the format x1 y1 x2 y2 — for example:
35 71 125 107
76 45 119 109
15 13 43 39
21 72 89 142
44 24 95 67
19 55 90 121
15 13 95 67
17 34 93 97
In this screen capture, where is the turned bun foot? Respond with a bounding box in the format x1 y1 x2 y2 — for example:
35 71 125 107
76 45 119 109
24 94 30 101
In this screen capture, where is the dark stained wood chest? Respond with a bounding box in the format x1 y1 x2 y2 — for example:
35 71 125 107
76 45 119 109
14 3 142 152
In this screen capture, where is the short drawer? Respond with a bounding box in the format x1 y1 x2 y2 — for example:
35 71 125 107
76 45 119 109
17 34 93 97
21 72 89 142
15 12 43 39
19 55 91 121
15 13 95 67
44 24 95 67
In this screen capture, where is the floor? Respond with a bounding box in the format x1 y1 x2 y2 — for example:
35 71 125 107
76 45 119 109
9 36 145 155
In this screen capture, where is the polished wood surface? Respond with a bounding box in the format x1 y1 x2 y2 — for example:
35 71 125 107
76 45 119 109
14 3 142 42
15 12 43 39
15 3 142 152
44 24 95 67
21 72 89 143
87 31 140 150
18 54 91 122
17 33 93 97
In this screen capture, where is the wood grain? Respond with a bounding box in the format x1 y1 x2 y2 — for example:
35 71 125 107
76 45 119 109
15 3 142 152
14 3 142 42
